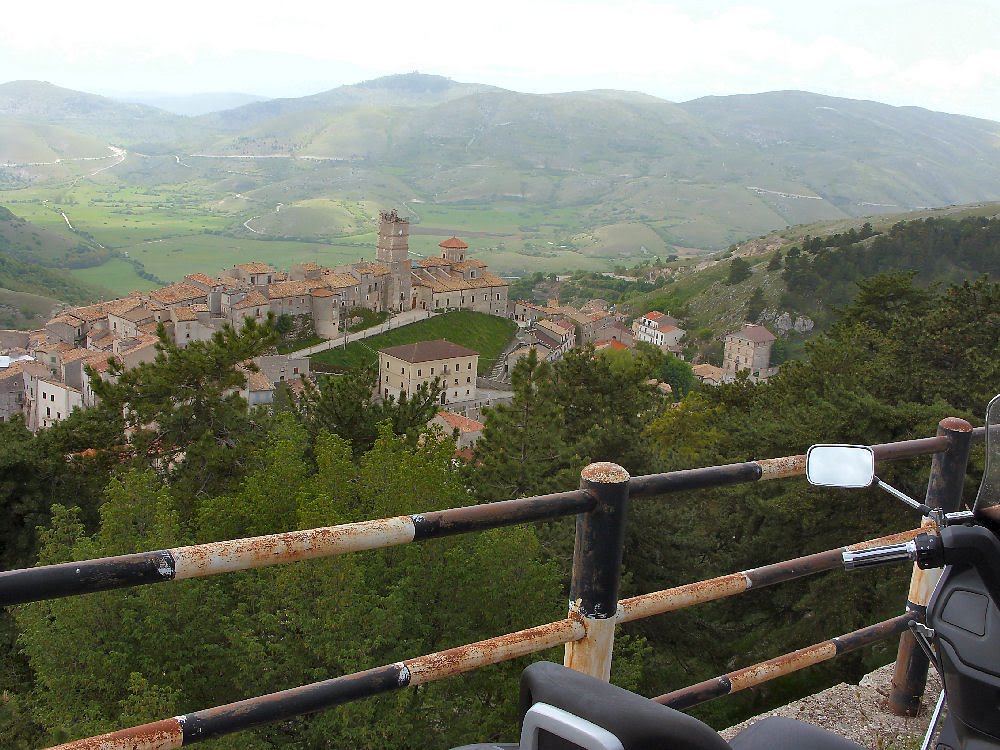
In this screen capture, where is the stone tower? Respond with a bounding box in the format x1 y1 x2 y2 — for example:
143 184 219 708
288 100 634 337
376 209 412 312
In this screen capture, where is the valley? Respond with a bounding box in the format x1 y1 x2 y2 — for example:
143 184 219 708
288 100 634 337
3 74 1000 302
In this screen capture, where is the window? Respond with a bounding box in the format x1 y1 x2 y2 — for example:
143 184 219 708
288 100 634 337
46 406 50 417
454 379 458 385
466 389 470 395
401 367 405 374
467 377 471 383
468 363 473 370
417 369 422 376
385 361 389 369
430 367 435 374
293 367 299 375
51 394 55 402
57 412 61 419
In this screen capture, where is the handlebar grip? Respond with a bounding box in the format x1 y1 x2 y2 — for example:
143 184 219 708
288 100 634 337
843 542 916 570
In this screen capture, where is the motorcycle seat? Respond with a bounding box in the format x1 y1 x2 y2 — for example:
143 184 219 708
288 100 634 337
452 662 862 750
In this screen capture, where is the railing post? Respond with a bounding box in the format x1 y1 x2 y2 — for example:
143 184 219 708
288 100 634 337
564 462 630 680
888 417 973 716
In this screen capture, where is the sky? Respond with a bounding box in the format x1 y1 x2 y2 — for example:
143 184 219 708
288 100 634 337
2 0 1000 121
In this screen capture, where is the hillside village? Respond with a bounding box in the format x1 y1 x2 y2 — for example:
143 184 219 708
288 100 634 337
0 208 780 434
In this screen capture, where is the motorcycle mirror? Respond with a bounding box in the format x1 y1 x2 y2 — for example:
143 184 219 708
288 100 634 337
805 444 875 488
974 393 1000 517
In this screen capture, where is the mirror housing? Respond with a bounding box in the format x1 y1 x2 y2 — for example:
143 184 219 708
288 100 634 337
806 445 875 488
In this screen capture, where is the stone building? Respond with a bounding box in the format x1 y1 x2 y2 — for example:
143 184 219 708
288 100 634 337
723 323 778 382
378 340 479 406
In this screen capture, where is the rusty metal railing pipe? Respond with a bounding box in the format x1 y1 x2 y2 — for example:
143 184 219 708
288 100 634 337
618 527 925 623
889 417 975 716
45 618 586 749
0 490 593 607
627 432 969 501
654 613 916 710
3 428 983 608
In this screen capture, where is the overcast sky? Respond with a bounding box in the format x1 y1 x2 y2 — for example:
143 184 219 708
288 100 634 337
3 0 1000 121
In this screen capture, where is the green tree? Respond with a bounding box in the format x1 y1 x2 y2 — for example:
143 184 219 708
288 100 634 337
658 353 696 399
746 285 766 322
727 257 752 285
296 366 443 453
470 349 577 502
766 250 783 271
552 345 659 474
87 318 278 506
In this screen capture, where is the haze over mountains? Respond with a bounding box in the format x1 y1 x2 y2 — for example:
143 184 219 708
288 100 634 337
2 72 1000 254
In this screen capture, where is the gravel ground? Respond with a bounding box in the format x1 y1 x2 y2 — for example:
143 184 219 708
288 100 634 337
720 663 942 749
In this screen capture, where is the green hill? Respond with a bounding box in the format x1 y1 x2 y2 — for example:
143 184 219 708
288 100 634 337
4 76 1000 277
0 80 208 152
0 206 105 309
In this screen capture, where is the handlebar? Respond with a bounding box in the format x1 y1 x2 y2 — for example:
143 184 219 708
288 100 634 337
843 541 916 570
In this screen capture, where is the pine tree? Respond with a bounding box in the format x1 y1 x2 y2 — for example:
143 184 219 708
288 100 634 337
469 349 577 501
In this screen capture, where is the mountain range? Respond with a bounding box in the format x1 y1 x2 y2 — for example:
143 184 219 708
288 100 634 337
2 73 1000 252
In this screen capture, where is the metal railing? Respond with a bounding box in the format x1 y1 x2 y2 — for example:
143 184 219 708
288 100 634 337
0 418 982 749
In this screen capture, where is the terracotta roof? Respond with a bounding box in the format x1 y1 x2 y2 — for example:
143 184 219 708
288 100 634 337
119 335 159 354
354 262 391 276
172 306 198 322
660 325 681 333
439 237 469 249
411 269 508 293
70 297 139 322
235 262 275 274
36 341 74 354
0 359 47 379
310 288 334 297
117 305 155 323
298 262 323 271
321 272 359 288
536 319 569 338
60 348 97 365
47 313 85 328
150 282 206 305
692 363 725 381
185 272 220 287
533 330 561 350
88 355 115 372
595 340 629 351
218 276 242 287
418 257 453 268
380 340 479 363
643 311 665 320
245 368 274 392
434 411 485 433
232 289 269 309
731 324 776 344
453 259 487 270
266 280 322 299
553 319 576 331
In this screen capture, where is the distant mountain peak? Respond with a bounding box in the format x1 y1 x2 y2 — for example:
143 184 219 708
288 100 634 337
356 72 457 93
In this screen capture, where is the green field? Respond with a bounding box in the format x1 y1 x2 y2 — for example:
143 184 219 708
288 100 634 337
311 311 517 375
70 259 159 294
